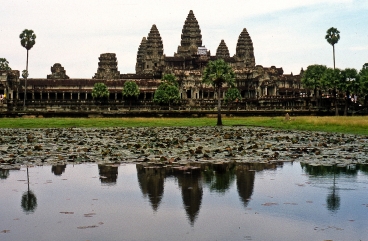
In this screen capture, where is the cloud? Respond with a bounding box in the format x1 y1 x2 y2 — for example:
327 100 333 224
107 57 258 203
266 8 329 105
2 0 367 77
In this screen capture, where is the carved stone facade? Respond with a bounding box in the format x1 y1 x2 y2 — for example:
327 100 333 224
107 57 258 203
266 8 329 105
133 10 302 103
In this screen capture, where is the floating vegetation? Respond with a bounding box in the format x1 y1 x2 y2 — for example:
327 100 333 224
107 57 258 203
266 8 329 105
0 126 367 168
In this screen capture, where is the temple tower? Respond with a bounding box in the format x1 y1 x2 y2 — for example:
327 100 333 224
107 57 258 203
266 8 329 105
93 53 120 79
176 10 203 56
135 37 147 73
216 40 230 59
136 24 164 75
234 28 255 68
47 63 69 79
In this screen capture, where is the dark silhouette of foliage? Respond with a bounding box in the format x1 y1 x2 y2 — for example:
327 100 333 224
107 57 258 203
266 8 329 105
0 58 11 71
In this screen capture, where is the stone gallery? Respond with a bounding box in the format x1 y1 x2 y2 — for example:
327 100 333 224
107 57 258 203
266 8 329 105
0 10 305 112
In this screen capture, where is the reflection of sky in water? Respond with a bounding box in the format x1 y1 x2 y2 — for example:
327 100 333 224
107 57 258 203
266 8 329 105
0 163 367 241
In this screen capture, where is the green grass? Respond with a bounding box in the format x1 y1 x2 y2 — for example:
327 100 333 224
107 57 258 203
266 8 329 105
0 116 367 135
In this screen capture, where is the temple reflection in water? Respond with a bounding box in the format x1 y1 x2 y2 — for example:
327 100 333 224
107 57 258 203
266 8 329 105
2 162 368 241
136 162 280 225
10 161 367 224
51 164 66 176
98 164 119 185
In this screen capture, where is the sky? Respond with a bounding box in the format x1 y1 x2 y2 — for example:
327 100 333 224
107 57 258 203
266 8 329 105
2 0 368 78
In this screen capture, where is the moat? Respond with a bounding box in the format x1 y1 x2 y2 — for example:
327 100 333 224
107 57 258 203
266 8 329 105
1 162 368 241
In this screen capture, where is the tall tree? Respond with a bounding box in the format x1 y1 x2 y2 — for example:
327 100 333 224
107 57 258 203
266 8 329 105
122 81 140 110
202 59 235 126
325 27 340 69
325 27 340 115
19 29 36 108
0 58 11 71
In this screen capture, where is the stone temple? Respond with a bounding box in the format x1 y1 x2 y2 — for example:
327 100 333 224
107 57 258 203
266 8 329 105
0 10 305 112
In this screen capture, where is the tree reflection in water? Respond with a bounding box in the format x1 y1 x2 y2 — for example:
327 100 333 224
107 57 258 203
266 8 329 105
21 166 37 214
300 163 365 213
0 168 10 180
202 162 236 193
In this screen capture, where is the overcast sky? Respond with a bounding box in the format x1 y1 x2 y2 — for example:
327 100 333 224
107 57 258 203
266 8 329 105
2 0 367 78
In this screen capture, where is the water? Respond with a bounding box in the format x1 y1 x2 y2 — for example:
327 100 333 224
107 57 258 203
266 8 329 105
1 162 368 241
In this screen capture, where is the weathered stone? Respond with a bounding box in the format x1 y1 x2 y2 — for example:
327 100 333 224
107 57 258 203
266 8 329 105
93 53 120 79
47 63 69 79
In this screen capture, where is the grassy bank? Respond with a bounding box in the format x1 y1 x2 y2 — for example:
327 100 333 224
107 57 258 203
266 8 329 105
0 116 367 135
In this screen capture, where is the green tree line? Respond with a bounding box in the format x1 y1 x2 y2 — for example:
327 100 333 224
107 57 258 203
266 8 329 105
301 63 368 115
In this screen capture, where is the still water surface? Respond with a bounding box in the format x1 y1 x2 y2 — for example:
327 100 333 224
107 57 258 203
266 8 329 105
1 162 368 241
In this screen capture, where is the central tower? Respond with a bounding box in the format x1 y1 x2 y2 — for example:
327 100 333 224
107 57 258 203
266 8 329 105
176 10 203 56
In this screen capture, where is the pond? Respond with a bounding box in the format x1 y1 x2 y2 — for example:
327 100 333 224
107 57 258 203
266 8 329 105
1 162 368 241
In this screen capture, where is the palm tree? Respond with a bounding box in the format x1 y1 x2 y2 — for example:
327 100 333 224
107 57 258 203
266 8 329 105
202 59 235 126
19 29 36 108
325 28 340 115
325 27 340 70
